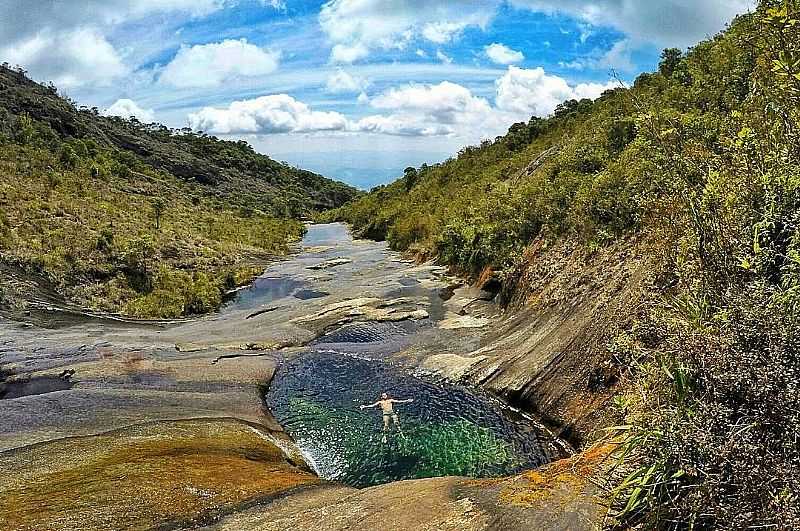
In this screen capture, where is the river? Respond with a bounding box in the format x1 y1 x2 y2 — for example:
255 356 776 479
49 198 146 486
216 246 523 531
0 223 561 487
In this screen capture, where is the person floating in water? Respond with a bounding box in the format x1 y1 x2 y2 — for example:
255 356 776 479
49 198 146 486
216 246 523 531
360 392 414 442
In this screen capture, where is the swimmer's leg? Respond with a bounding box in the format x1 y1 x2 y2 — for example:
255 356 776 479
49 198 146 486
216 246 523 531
382 415 390 443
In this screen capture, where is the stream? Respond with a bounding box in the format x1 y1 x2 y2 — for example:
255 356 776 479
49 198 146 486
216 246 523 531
0 223 560 489
236 224 561 488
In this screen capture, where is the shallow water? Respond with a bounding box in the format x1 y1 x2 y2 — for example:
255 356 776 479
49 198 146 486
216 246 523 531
0 375 73 399
266 351 558 488
301 223 352 246
294 289 330 300
225 276 307 311
221 224 558 488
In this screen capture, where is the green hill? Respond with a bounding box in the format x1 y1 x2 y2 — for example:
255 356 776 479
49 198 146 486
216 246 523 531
0 65 358 318
331 2 800 528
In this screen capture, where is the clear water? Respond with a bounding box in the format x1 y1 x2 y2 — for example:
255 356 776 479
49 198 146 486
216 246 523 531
0 375 72 399
225 276 307 311
266 351 559 488
300 223 352 246
294 289 330 300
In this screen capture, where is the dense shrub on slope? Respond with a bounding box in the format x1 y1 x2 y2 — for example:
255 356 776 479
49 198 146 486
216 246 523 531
333 2 800 527
0 67 358 317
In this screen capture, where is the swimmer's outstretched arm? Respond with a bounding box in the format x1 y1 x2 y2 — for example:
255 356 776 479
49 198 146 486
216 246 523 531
360 402 381 409
391 399 414 403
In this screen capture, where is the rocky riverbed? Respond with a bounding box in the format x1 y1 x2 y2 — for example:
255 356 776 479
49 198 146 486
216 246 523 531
0 224 610 530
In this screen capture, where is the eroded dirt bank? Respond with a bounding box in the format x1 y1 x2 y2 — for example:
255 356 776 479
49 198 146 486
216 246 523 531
0 224 616 530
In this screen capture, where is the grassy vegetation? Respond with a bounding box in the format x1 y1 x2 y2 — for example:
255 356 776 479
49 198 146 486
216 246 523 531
0 67 358 318
331 1 800 527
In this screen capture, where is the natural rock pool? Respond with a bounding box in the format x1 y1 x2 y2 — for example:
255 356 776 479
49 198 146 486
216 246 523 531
204 224 566 489
265 351 561 488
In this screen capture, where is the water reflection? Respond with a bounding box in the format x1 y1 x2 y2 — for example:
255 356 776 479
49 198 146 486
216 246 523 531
301 223 353 247
225 276 306 311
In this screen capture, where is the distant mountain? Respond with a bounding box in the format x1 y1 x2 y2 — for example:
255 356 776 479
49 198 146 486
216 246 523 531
0 66 358 215
0 65 358 318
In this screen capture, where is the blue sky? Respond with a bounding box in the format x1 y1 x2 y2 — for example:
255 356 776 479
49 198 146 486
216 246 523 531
2 0 752 188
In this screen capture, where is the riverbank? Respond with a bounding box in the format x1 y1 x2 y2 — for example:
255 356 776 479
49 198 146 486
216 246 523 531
0 224 611 530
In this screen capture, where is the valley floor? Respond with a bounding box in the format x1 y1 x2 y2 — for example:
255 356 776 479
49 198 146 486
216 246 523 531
0 224 612 530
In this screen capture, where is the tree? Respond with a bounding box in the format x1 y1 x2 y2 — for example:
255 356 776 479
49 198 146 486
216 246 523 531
151 198 167 230
659 48 683 77
123 235 156 292
403 167 419 190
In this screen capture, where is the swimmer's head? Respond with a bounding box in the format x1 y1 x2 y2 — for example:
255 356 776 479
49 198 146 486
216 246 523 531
381 392 389 400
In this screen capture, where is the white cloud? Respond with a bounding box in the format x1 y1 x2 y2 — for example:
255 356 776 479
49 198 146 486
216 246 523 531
188 95 349 135
331 43 370 63
559 38 635 73
509 0 754 48
103 99 156 122
326 69 369 93
421 22 468 44
319 0 497 63
186 67 618 142
354 115 454 137
495 66 616 116
0 28 128 87
485 43 525 65
436 50 453 65
160 39 280 88
370 81 493 126
1 1 224 45
596 38 636 72
0 0 228 87
559 60 585 69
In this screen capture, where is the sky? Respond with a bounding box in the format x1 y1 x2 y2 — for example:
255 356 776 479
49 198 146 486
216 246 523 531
1 0 754 189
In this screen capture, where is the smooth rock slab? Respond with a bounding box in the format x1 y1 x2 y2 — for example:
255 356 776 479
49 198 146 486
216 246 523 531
200 445 613 531
421 353 489 380
0 419 319 531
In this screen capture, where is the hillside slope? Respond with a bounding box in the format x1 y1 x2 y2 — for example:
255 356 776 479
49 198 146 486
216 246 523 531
332 2 800 528
0 66 358 318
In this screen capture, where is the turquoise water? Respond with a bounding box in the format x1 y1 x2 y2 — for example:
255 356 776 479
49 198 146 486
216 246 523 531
266 351 559 488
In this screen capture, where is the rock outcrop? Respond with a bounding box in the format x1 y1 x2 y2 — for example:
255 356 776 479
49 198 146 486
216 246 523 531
463 238 651 443
200 444 613 531
0 419 320 530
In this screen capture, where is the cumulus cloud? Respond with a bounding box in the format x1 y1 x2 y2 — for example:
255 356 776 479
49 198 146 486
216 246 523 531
331 43 370 63
421 22 469 44
160 39 280 88
0 28 128 87
187 67 617 141
370 81 493 126
0 0 226 87
485 43 525 65
188 95 349 134
354 115 454 137
326 69 369 93
103 99 156 122
495 66 616 116
0 0 223 44
509 0 754 48
319 0 496 63
355 70 615 139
